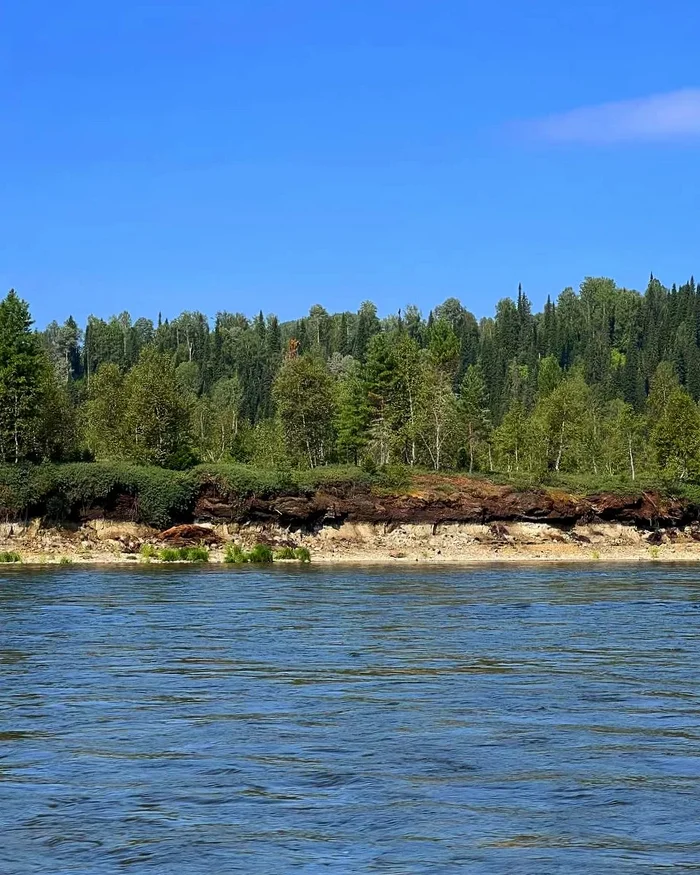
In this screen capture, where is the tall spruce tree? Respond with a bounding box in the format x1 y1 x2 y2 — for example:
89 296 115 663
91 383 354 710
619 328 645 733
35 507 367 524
0 290 48 462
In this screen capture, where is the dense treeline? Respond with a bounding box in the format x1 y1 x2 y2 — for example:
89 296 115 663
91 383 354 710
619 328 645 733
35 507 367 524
4 274 700 481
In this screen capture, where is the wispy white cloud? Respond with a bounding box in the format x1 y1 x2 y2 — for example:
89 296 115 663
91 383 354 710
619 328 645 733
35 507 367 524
521 88 700 144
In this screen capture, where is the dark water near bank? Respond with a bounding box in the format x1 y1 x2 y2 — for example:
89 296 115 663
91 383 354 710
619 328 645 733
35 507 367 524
2 565 700 874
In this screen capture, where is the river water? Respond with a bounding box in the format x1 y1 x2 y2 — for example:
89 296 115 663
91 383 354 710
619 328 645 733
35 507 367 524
2 564 700 874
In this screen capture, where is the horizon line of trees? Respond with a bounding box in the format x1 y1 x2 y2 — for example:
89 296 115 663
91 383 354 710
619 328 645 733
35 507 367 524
2 274 700 481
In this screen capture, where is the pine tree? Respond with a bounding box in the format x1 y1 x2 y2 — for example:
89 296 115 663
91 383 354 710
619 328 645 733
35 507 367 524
334 365 370 464
459 364 491 473
0 290 48 462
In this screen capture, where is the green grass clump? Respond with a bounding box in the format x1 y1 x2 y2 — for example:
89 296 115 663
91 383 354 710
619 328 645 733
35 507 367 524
225 542 274 563
294 546 311 563
0 551 21 563
224 543 248 564
179 546 209 562
246 543 274 563
59 556 73 565
158 546 209 562
140 543 158 559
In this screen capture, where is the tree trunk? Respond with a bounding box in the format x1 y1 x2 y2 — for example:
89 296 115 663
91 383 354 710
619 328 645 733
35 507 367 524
555 421 565 471
408 389 416 466
628 434 636 481
13 393 20 464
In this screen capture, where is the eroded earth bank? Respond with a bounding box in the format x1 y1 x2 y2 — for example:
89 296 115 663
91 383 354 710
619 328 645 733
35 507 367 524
2 475 700 564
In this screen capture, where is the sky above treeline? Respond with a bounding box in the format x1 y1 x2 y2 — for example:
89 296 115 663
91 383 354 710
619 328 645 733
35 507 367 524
3 0 700 327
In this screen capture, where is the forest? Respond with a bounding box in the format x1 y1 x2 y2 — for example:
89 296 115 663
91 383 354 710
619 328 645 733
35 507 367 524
1 274 700 485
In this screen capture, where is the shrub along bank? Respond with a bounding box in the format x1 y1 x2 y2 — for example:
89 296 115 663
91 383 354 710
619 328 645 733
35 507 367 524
1 461 698 531
0 462 373 528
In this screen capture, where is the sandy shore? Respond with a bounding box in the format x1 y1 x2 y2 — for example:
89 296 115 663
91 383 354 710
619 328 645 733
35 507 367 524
1 518 699 565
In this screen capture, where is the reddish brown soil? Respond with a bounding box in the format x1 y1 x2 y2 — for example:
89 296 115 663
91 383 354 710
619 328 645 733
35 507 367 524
193 477 694 530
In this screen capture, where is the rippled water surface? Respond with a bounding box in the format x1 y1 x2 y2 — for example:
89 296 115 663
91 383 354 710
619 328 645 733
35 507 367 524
2 564 700 873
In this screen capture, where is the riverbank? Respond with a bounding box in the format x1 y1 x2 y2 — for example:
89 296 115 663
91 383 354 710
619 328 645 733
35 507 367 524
2 518 700 565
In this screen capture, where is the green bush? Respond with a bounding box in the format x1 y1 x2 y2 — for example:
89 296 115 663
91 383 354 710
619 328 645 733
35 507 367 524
375 464 411 491
247 543 274 563
274 545 311 561
294 546 311 563
0 551 21 563
0 462 197 528
224 543 248 564
59 556 73 565
294 465 371 492
0 462 379 529
157 546 208 562
140 543 158 559
179 546 209 562
195 464 295 500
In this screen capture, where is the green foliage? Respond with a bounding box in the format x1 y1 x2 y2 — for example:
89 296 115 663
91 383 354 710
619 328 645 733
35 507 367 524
225 542 275 563
158 546 209 562
0 551 21 563
59 556 73 565
0 290 50 463
274 546 311 561
140 543 158 559
85 364 128 460
9 272 700 493
0 462 196 527
273 355 335 468
459 364 491 473
124 348 191 466
192 376 243 462
0 461 377 527
415 360 461 470
248 418 288 469
247 543 274 563
375 464 411 491
334 364 370 464
537 355 563 400
294 464 371 491
180 546 209 562
651 386 700 480
294 546 311 562
428 319 460 375
224 543 248 564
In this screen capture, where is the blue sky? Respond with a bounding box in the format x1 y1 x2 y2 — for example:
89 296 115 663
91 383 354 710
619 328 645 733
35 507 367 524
3 0 700 327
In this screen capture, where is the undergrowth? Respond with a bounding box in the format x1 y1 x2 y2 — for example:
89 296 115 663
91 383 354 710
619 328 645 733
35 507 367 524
0 461 697 531
158 546 209 562
225 543 310 564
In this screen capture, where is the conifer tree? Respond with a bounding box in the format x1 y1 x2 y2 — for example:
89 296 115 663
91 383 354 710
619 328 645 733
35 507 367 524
334 364 370 464
0 290 48 462
459 364 491 473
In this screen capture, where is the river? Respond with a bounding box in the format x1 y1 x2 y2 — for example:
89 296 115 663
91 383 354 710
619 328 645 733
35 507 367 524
2 564 700 873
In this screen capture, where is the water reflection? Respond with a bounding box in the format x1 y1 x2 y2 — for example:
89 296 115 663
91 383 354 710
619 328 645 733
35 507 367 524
1 564 700 873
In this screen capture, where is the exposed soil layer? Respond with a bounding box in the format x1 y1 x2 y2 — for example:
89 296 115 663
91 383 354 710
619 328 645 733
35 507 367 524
193 476 696 530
